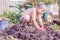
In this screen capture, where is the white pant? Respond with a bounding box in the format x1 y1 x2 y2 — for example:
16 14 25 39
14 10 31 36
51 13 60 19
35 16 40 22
20 15 30 22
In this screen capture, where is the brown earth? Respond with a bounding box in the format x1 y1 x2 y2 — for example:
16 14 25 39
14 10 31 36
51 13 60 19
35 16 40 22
0 22 60 40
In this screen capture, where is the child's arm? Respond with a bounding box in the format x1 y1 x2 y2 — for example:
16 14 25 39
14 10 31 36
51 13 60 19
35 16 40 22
38 14 44 27
32 8 39 28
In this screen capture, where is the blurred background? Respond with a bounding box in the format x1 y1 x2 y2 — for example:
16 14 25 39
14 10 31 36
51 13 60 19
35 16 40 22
0 0 60 17
0 0 60 24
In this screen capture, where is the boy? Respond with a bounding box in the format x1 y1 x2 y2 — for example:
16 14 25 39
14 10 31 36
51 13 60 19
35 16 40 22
20 2 46 30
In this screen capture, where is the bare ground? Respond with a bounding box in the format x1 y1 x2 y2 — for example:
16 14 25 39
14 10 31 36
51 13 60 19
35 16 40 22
0 23 60 40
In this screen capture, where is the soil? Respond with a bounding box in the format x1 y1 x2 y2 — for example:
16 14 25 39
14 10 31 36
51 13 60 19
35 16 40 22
0 22 60 40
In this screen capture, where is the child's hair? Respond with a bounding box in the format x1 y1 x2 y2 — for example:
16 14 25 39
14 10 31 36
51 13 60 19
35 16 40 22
36 2 45 8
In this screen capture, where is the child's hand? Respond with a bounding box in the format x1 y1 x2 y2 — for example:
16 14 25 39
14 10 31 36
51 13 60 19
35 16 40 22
36 26 40 29
40 25 44 27
36 25 45 30
40 25 46 30
36 26 41 30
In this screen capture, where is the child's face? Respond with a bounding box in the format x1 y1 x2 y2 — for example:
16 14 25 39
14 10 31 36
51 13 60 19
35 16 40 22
37 5 46 13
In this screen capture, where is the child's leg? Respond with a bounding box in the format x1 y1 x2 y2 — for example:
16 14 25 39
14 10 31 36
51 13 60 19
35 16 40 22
19 15 30 24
